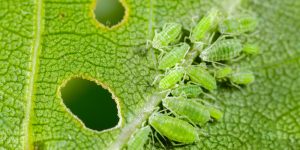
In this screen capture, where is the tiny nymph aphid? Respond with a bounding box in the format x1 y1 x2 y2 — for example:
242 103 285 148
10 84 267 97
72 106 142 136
219 16 258 35
127 126 151 150
152 23 182 50
149 112 199 143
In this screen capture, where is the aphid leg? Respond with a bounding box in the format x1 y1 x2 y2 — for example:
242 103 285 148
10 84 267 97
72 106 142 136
229 81 242 90
178 115 197 127
203 92 216 100
231 54 246 62
197 129 209 137
154 131 167 149
151 74 164 86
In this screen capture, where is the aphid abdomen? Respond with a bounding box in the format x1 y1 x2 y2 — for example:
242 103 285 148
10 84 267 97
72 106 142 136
200 39 243 61
127 126 151 150
149 113 198 143
215 66 233 79
191 9 220 42
229 71 255 85
162 97 210 126
158 43 190 70
186 66 217 91
206 106 223 121
242 44 259 55
219 16 258 34
171 84 203 98
159 69 184 89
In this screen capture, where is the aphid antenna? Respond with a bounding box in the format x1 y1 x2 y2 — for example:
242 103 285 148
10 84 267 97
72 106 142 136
151 74 163 86
203 92 216 101
177 115 197 127
230 54 246 62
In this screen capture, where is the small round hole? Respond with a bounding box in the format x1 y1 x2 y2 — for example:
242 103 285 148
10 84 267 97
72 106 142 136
93 0 126 28
61 78 119 131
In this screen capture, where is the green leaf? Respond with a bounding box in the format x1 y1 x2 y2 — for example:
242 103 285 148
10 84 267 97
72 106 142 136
0 0 300 149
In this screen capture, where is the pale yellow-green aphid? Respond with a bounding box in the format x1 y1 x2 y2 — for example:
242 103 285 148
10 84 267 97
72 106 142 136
162 97 210 126
186 66 217 91
127 126 151 150
149 112 199 143
152 23 182 50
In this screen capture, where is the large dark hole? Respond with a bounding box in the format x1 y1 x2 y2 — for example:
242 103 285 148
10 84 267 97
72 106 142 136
93 0 126 27
61 78 119 131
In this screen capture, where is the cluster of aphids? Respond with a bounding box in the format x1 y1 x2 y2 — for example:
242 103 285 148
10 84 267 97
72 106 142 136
126 9 259 149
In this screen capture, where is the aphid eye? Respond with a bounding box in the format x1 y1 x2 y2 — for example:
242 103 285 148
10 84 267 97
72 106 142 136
229 71 255 85
242 43 259 55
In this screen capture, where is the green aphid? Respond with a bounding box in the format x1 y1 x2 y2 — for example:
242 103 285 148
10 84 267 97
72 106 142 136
190 9 220 42
200 39 243 62
159 68 184 90
127 126 151 150
158 43 190 70
149 113 198 143
186 66 217 91
242 43 259 55
162 97 210 126
219 16 258 35
215 66 233 79
229 71 255 85
152 23 182 50
171 84 203 98
206 105 223 121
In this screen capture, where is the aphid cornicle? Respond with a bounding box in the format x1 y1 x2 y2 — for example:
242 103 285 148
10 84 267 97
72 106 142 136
127 126 151 150
242 43 259 55
152 23 182 50
149 113 198 143
159 68 184 90
190 9 220 42
215 66 233 79
200 39 243 62
219 16 258 35
171 84 203 98
229 71 255 85
186 66 217 91
162 97 210 126
158 43 190 70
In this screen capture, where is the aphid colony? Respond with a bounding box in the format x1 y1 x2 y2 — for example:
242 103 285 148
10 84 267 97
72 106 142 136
126 9 259 149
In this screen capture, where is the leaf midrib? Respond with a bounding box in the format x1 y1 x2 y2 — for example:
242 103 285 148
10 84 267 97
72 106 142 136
23 0 44 149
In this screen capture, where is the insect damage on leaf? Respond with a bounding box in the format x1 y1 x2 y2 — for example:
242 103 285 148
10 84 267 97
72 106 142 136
124 8 260 149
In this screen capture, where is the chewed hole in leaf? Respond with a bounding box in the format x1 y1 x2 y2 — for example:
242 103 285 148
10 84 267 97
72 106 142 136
93 0 126 28
61 78 119 131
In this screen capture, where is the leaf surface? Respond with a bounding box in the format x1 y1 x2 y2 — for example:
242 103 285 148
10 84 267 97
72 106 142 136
0 0 300 149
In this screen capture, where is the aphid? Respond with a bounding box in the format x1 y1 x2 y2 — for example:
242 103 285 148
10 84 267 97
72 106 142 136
127 126 152 150
190 9 220 42
159 68 184 89
158 43 190 70
162 97 210 126
200 39 243 62
215 66 232 79
229 71 255 85
242 43 259 55
171 84 203 98
152 23 182 50
219 16 258 35
149 112 198 143
186 66 217 91
205 105 223 121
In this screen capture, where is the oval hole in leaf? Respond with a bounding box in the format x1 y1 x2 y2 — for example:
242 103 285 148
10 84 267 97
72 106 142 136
61 78 119 131
93 0 126 27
